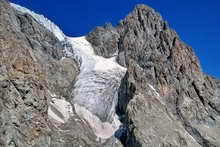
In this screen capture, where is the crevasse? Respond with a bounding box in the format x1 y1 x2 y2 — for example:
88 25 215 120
11 3 127 140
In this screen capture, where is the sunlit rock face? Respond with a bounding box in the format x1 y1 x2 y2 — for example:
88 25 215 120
1 1 220 147
10 2 126 145
12 0 126 134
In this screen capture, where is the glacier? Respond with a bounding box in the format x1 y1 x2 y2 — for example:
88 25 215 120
11 3 127 140
67 37 126 122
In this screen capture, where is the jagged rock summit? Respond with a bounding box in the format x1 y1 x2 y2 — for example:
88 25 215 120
0 0 220 147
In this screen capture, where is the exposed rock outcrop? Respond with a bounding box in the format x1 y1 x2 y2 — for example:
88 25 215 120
0 0 220 147
0 1 98 146
88 4 220 147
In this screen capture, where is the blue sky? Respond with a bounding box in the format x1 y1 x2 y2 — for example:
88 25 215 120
11 0 220 78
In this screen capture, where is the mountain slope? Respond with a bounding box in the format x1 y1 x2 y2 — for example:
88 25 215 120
0 0 220 147
87 5 220 146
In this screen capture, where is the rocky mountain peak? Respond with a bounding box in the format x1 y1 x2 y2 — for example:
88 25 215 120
122 4 165 30
1 1 220 146
86 4 220 147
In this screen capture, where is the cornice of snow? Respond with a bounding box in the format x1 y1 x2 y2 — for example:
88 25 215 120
11 3 66 41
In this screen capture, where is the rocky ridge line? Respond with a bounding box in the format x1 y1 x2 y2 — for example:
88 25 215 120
87 4 220 147
0 0 220 147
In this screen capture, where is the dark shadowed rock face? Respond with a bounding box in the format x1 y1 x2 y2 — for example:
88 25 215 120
1 0 220 147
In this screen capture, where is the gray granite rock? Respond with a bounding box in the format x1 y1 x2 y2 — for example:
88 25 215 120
87 23 120 58
1 0 220 146
88 4 220 147
0 1 96 146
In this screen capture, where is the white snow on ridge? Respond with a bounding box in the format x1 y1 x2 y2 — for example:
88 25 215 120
11 3 66 41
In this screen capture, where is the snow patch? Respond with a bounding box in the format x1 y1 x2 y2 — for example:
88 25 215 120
74 104 120 140
47 90 58 98
148 84 160 97
48 98 73 124
148 84 168 106
48 107 65 123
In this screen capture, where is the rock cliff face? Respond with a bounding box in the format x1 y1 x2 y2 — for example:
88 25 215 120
0 0 220 147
